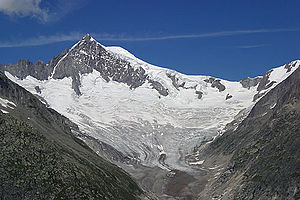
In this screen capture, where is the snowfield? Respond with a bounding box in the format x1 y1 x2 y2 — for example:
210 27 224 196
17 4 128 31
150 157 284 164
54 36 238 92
5 38 299 171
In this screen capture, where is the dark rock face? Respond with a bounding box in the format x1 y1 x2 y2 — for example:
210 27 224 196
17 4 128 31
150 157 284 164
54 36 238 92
204 77 226 92
198 67 300 200
225 94 233 100
253 62 298 101
1 34 150 96
0 34 224 98
252 70 276 101
284 61 298 73
195 91 203 99
148 79 168 96
0 72 142 199
34 86 41 94
253 91 266 102
167 73 179 90
2 34 172 99
0 60 53 81
168 73 206 99
256 70 273 92
51 34 148 95
240 77 262 89
0 48 69 81
167 73 198 89
167 73 185 90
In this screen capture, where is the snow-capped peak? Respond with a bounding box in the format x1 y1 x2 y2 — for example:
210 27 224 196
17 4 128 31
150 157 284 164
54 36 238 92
2 34 299 172
105 46 138 60
81 33 95 42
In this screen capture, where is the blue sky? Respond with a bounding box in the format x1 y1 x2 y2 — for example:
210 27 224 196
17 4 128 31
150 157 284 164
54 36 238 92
0 0 300 80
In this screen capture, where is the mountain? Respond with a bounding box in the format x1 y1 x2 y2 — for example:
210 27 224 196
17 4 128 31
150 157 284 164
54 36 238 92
196 65 300 199
1 34 299 199
0 72 143 199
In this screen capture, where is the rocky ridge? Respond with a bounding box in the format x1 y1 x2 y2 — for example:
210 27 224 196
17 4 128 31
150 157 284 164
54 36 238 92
0 34 259 98
1 34 299 199
196 64 300 200
0 71 144 199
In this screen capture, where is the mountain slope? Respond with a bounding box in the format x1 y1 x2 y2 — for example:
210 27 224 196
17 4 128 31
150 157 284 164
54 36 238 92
0 72 143 199
1 34 299 199
2 35 298 171
196 63 300 199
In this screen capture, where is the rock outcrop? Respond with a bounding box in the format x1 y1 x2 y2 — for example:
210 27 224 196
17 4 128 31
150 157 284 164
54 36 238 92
198 67 300 200
0 72 143 199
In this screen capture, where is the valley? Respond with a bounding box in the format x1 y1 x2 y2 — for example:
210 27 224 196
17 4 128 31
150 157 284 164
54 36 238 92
1 34 299 199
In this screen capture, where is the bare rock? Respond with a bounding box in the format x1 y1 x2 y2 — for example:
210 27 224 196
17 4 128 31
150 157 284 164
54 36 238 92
204 77 226 92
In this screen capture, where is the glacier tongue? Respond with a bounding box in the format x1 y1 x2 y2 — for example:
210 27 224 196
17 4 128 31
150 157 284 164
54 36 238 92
4 67 258 171
3 36 300 171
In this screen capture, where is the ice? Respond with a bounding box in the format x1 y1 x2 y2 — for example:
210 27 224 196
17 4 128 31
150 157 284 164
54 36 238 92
0 97 16 109
4 40 299 172
189 160 205 165
269 61 298 83
253 60 300 101
270 103 277 109
79 50 88 55
4 69 258 171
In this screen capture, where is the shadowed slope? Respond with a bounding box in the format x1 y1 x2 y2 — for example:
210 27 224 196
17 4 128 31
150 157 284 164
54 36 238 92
198 65 300 199
0 72 143 200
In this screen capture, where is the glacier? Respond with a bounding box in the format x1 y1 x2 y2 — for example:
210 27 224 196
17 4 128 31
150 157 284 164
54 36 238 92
4 35 299 172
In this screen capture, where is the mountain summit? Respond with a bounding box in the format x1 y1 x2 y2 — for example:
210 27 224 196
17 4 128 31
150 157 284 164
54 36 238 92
1 34 299 199
1 34 299 168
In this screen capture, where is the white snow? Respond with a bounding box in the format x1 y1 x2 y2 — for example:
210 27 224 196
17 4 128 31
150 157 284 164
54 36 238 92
4 67 258 171
189 160 205 165
254 60 300 102
0 97 15 114
208 166 221 170
4 38 299 172
1 109 9 114
79 50 88 56
50 52 69 78
269 62 297 83
270 103 277 109
0 97 16 109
